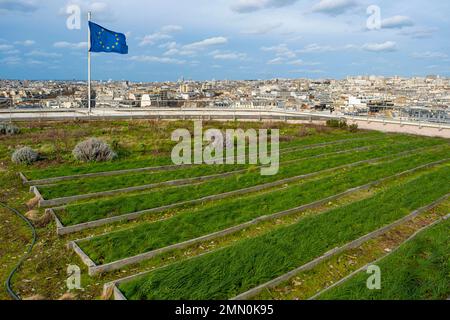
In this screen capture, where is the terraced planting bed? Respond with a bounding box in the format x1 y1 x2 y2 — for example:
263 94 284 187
2 119 449 301
77 152 450 266
116 167 450 300
36 134 397 200
35 136 442 206
54 137 447 228
316 218 450 300
23 130 377 182
252 198 450 300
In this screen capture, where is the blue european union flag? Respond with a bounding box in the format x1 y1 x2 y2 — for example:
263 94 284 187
89 21 128 54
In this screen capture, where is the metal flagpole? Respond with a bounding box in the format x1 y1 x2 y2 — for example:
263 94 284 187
87 11 92 114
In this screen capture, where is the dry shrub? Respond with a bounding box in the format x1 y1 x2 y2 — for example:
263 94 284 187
25 210 40 221
279 135 295 142
26 196 40 210
58 293 77 300
72 138 117 162
23 295 46 300
0 123 20 135
25 210 52 227
349 123 359 132
12 147 39 165
36 211 53 227
297 126 313 137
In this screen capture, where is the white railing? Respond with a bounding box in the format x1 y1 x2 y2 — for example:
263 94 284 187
0 97 449 128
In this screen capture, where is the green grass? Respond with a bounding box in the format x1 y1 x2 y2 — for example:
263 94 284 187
118 166 450 300
24 129 378 181
78 150 450 265
318 219 450 300
0 207 32 300
39 136 442 200
2 119 447 301
37 135 387 200
57 135 437 225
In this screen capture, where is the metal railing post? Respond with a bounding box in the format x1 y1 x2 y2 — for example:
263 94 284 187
9 98 13 123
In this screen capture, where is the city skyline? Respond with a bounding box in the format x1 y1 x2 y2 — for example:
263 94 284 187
0 0 449 81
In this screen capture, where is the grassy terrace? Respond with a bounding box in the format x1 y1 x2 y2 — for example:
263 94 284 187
79 150 450 265
24 129 378 181
38 136 442 200
36 134 393 200
1 119 449 301
58 145 450 227
250 198 450 300
55 135 446 226
318 219 450 300
118 166 450 300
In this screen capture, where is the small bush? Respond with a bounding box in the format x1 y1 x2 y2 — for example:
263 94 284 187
349 124 359 133
326 119 339 128
326 119 348 129
12 147 39 165
338 120 348 129
0 123 20 135
72 138 117 162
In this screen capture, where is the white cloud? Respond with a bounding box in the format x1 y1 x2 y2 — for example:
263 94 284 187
297 42 396 53
139 34 171 46
161 42 197 57
288 69 325 74
0 0 37 13
212 52 247 60
53 41 88 49
261 43 296 58
241 22 283 35
183 37 228 51
381 16 414 29
160 25 183 33
362 41 397 52
399 28 437 39
288 59 321 66
0 56 21 65
129 55 185 64
298 43 336 53
412 51 448 59
60 1 115 22
159 42 177 50
312 0 357 16
14 40 35 46
26 50 62 58
139 25 183 46
231 0 298 13
3 49 20 55
267 57 284 64
268 57 321 65
26 59 46 65
0 44 14 51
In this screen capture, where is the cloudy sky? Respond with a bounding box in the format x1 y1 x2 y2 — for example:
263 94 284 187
0 0 449 81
